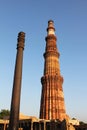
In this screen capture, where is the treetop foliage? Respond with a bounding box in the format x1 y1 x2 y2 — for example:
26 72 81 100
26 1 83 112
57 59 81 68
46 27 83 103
0 109 10 119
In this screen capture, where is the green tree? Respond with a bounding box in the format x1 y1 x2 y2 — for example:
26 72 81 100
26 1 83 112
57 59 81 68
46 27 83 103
0 109 10 119
79 121 86 125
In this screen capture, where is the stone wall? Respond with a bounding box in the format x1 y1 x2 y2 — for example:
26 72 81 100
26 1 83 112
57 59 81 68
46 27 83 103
1 119 87 130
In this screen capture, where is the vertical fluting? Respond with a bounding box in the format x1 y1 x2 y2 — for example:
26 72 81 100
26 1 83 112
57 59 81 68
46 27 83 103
40 20 66 120
9 32 25 130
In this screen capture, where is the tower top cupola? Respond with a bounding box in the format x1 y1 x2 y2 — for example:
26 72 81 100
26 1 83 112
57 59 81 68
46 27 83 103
47 20 55 35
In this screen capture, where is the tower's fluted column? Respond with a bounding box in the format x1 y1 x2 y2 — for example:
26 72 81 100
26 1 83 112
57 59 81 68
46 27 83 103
9 32 25 130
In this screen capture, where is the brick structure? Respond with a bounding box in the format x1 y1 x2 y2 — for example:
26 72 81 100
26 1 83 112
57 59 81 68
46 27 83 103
40 20 66 120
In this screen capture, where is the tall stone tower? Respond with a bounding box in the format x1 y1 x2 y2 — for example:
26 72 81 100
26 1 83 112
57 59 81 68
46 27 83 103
40 20 66 120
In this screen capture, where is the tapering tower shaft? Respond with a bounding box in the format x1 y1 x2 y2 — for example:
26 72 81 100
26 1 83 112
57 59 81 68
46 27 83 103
9 32 25 130
40 20 66 120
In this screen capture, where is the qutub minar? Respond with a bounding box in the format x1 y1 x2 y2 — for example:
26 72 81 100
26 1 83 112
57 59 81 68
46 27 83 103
40 20 66 120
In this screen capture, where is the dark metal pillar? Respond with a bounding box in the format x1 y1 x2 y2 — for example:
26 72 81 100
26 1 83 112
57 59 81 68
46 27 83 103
9 32 25 130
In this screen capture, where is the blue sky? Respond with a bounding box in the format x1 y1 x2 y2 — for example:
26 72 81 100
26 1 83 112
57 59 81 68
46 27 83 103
0 0 87 122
